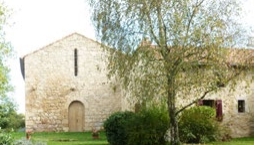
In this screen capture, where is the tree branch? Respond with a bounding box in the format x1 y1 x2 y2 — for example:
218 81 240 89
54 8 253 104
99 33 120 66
175 88 215 116
142 0 160 46
175 66 244 116
156 0 167 46
182 0 206 49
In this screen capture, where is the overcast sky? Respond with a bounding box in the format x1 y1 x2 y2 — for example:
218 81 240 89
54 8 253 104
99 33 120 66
4 0 95 113
2 0 254 113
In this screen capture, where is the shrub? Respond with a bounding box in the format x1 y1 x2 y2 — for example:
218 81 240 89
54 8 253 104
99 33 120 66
104 111 135 145
0 129 14 145
7 113 25 130
126 105 169 145
179 106 219 143
0 104 25 131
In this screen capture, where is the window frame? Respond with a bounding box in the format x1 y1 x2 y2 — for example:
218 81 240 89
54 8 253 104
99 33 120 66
238 100 245 113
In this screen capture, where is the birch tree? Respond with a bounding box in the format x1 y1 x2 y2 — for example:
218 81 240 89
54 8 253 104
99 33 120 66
0 2 14 126
88 0 250 144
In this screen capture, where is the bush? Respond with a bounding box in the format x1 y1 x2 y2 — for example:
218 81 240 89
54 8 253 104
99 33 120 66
104 111 135 145
0 103 25 131
0 129 14 145
7 113 25 130
179 106 219 143
126 105 169 145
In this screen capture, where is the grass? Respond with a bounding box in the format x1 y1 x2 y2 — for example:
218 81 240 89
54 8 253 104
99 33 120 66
12 132 253 145
211 137 254 145
12 131 109 145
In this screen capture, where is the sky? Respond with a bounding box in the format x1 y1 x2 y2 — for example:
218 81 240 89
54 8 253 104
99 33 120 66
2 0 254 113
4 0 96 113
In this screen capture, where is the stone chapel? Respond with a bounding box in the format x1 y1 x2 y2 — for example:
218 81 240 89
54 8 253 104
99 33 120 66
21 33 254 137
21 33 122 132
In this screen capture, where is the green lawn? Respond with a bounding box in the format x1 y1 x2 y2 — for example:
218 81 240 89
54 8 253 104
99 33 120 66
12 132 253 145
211 137 254 145
12 131 109 145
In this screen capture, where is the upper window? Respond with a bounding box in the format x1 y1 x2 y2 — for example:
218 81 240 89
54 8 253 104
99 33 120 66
202 100 215 108
238 100 245 113
74 49 78 76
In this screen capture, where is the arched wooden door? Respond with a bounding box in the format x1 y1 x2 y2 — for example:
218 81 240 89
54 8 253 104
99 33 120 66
68 101 84 132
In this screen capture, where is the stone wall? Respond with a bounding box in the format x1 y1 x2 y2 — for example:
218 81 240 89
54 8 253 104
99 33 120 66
24 33 122 132
175 71 254 137
120 49 254 138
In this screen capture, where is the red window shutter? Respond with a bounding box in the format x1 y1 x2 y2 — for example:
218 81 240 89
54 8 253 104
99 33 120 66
197 99 203 106
216 100 223 121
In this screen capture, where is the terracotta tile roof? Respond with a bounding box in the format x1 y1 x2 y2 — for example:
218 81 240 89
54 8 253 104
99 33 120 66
139 39 254 66
226 48 254 66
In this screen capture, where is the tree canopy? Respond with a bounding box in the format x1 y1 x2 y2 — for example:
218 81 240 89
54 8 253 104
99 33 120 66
0 2 13 97
0 2 16 129
88 0 252 144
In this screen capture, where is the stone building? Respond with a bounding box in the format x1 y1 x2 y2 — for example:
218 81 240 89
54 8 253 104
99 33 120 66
21 33 253 137
21 33 122 132
120 43 254 138
195 50 254 138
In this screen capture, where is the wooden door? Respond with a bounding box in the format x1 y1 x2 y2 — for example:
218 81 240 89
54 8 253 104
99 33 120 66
68 101 84 132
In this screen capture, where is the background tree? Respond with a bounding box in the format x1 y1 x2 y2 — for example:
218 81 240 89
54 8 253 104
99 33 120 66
88 0 251 144
0 2 13 96
0 2 20 130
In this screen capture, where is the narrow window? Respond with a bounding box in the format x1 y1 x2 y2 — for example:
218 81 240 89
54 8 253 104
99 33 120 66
238 100 245 113
74 49 78 76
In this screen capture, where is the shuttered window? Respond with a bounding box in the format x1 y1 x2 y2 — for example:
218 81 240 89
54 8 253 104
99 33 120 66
215 100 223 121
198 99 223 121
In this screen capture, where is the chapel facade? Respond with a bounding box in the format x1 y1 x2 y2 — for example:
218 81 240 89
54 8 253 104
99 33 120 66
21 33 122 132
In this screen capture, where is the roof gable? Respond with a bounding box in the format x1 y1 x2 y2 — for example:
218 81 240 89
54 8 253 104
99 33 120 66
22 32 100 58
20 32 101 79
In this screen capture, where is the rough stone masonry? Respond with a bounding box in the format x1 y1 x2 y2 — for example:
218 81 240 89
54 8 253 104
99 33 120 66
23 33 122 132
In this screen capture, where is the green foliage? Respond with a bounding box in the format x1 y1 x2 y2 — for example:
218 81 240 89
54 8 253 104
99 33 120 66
179 106 219 143
126 105 169 145
0 103 25 130
0 1 13 97
104 105 169 145
103 111 135 145
0 102 15 129
0 129 14 145
88 0 244 96
89 0 246 145
7 113 25 130
0 2 20 133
